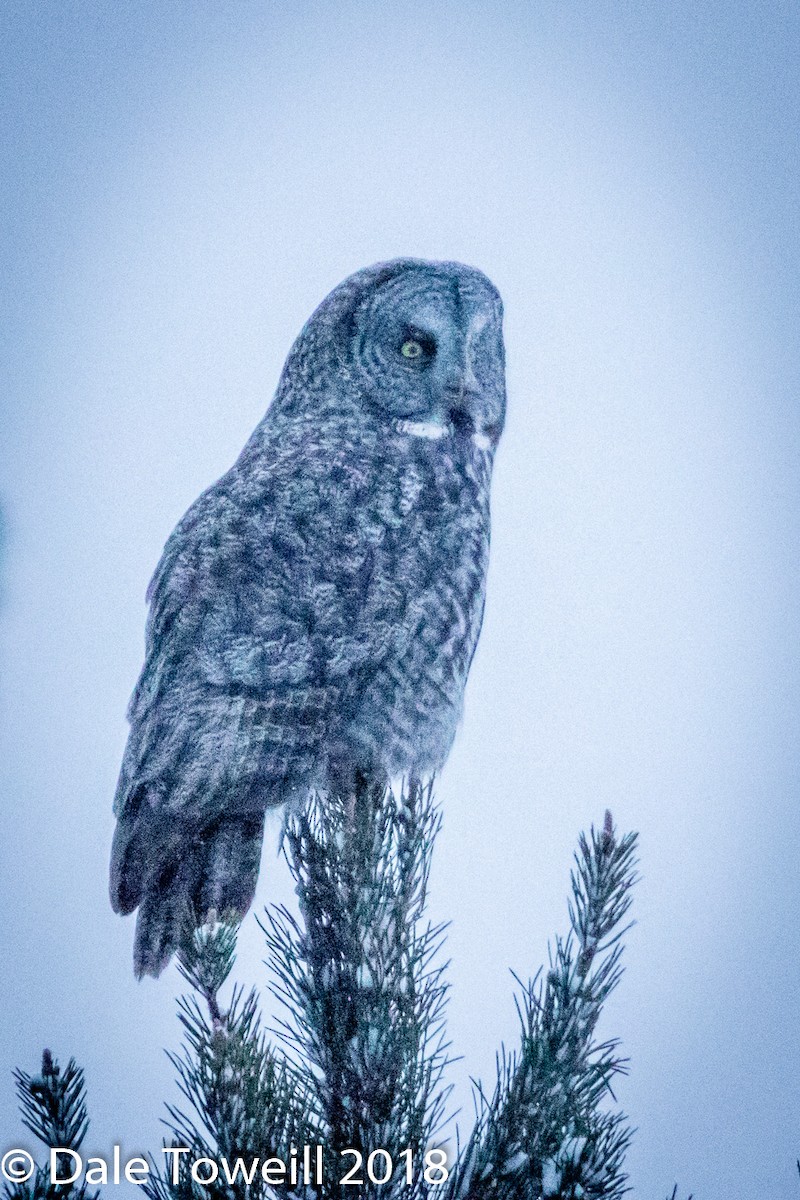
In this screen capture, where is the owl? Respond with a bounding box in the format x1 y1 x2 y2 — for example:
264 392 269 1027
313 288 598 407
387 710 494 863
110 258 506 977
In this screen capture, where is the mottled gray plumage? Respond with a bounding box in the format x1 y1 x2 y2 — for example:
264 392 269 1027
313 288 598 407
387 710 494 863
110 258 506 977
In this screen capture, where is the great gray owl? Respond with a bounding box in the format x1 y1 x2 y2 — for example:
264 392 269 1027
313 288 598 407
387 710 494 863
110 258 506 977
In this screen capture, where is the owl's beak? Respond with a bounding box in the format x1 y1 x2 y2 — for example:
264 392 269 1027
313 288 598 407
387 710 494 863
443 364 474 398
443 360 480 403
442 359 481 436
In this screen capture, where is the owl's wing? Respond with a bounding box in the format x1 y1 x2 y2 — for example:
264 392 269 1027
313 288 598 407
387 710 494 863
110 441 398 929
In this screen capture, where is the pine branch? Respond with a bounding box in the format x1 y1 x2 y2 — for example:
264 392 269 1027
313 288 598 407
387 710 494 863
5 1051 97 1200
260 778 452 1198
451 812 638 1200
145 918 320 1200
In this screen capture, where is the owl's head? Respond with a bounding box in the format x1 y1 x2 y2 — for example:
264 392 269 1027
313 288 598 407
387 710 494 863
281 259 506 451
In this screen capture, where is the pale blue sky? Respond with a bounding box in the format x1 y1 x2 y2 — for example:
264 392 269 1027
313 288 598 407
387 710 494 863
1 2 799 1195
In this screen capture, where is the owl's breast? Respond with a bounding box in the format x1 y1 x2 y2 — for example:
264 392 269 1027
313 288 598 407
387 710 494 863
227 422 493 782
331 440 493 778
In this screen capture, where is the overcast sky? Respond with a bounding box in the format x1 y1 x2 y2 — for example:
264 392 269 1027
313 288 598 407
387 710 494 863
2 2 799 1195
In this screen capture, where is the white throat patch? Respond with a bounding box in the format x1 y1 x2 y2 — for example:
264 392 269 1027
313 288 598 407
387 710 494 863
393 418 450 441
392 417 493 452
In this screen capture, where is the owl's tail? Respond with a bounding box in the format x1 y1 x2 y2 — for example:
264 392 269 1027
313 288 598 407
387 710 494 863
113 813 266 979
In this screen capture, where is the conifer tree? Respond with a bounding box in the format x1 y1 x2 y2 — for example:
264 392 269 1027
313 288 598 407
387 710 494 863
6 781 693 1198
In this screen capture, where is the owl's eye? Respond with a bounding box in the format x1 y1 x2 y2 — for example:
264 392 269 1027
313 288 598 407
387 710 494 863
399 333 436 362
